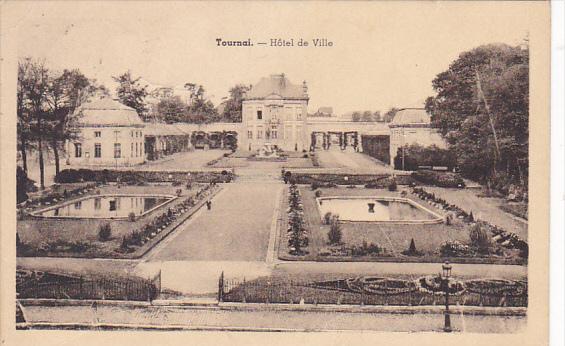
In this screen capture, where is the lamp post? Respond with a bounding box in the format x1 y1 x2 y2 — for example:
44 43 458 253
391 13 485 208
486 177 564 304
441 261 453 332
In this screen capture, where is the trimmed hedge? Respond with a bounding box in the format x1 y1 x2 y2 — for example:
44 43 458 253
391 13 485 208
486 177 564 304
288 172 412 186
55 168 234 184
411 170 465 188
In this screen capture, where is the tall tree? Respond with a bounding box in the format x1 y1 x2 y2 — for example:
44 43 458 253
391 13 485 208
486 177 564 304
383 107 399 122
113 71 148 119
24 59 50 189
44 69 103 175
221 84 250 122
351 111 361 122
361 110 373 122
425 43 529 188
183 82 219 123
156 95 187 123
17 58 33 173
373 110 382 122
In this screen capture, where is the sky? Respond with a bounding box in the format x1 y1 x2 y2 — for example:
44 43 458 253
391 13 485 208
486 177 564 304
7 2 533 116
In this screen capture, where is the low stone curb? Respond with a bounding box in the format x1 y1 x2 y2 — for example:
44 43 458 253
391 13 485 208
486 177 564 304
15 322 308 332
134 185 224 259
18 298 527 316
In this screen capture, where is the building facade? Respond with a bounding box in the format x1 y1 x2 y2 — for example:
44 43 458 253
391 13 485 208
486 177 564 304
241 74 309 151
66 98 146 167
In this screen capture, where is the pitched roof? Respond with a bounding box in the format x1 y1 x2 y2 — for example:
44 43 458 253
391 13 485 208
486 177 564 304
77 97 144 127
390 108 430 125
244 74 308 100
144 122 190 136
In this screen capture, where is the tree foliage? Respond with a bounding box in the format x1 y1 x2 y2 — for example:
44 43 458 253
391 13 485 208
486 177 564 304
393 144 456 171
156 95 187 123
425 43 529 191
17 57 108 188
221 84 250 122
113 71 148 119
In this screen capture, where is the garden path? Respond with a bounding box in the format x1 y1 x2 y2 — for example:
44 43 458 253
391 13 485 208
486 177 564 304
136 181 284 294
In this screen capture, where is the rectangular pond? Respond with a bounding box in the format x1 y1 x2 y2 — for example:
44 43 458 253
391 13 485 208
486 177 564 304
32 194 176 219
317 196 443 224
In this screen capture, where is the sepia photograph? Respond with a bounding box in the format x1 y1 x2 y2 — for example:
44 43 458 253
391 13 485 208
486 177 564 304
0 1 553 344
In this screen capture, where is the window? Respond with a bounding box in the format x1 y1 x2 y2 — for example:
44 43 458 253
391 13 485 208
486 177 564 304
94 143 102 158
257 110 263 120
131 143 134 157
74 143 82 158
114 130 121 138
247 130 253 139
94 198 101 210
135 143 139 157
131 131 134 138
94 131 101 138
257 130 263 139
114 143 121 158
272 130 278 139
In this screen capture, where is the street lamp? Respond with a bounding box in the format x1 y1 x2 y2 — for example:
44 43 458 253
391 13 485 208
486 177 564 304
441 261 453 332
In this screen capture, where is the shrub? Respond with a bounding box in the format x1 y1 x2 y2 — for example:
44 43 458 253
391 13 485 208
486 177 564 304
351 240 382 256
314 190 322 198
402 238 422 256
411 170 465 188
445 212 455 225
393 144 456 171
467 211 475 222
323 212 333 225
469 223 491 254
388 179 397 191
128 212 136 222
176 189 183 196
98 223 112 241
439 240 471 257
172 181 182 186
69 241 90 253
17 167 36 204
328 216 342 245
311 182 321 190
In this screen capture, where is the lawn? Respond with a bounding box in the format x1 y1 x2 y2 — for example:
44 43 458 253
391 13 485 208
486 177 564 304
278 185 524 264
423 187 528 239
17 182 217 258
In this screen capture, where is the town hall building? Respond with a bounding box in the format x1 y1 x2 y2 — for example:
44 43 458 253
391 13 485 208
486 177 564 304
65 74 446 169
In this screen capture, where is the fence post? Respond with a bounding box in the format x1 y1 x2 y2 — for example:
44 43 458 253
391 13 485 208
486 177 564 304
79 275 84 299
147 276 152 303
384 280 388 306
218 271 224 302
242 277 247 303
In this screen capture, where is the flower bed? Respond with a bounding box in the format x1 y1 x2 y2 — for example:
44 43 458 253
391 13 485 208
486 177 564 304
287 172 413 186
222 275 528 307
18 183 99 211
55 168 234 184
